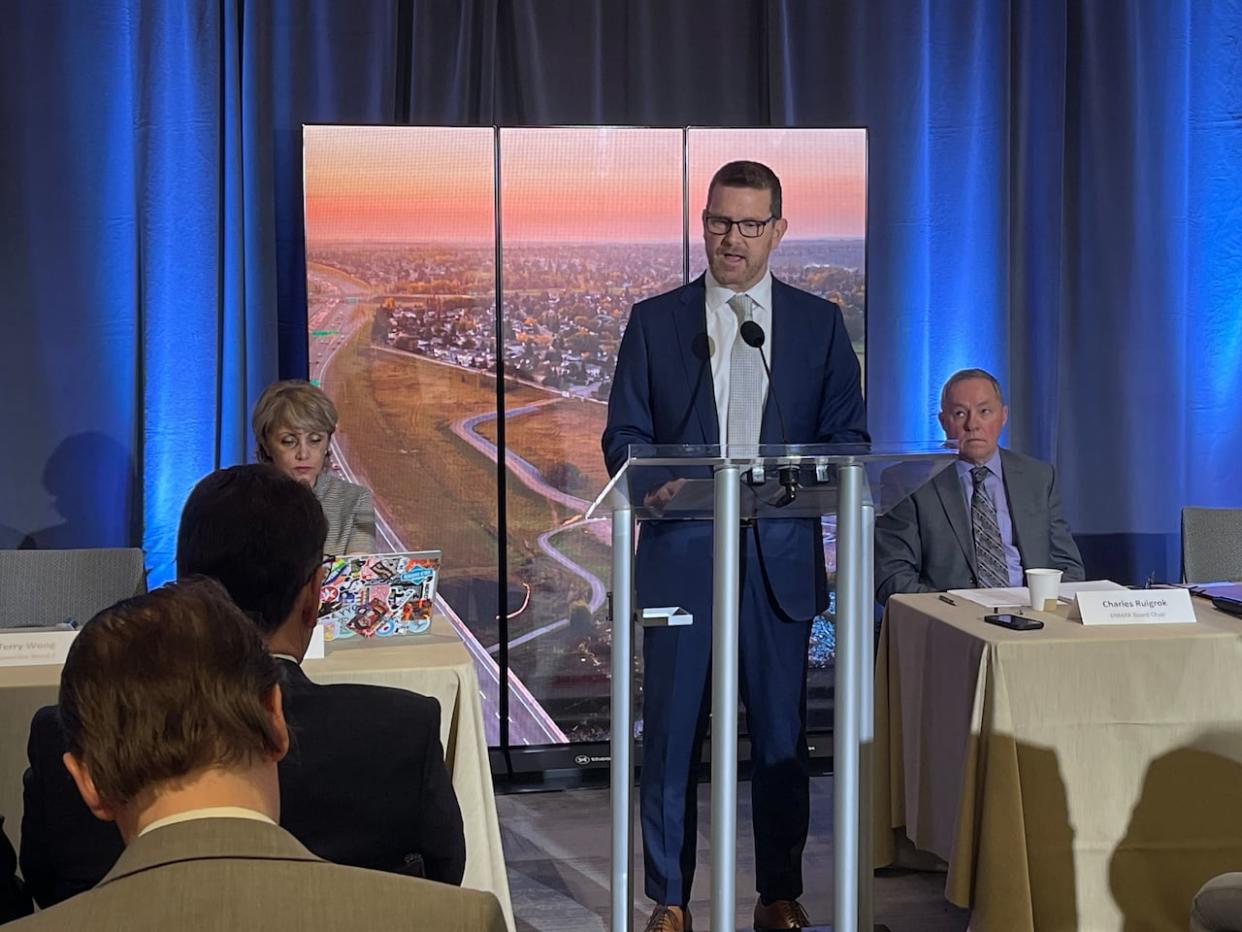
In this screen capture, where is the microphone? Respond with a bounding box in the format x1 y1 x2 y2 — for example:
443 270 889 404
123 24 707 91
738 320 799 506
738 319 764 346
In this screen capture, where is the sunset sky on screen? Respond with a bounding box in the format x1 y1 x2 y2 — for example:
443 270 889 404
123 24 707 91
304 125 865 243
304 126 496 242
687 128 866 238
499 127 683 242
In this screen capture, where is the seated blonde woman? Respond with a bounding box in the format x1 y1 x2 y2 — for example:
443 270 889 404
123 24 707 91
251 380 376 554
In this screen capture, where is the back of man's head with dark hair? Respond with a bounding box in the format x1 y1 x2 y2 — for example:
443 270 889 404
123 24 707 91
60 576 283 810
176 465 328 635
707 160 783 218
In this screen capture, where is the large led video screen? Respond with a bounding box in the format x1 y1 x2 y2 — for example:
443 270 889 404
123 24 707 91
304 125 867 747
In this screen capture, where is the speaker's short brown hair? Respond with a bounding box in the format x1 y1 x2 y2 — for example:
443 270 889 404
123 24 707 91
59 577 283 809
707 160 783 219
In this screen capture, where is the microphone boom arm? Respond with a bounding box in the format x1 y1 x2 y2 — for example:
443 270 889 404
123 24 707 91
738 319 799 507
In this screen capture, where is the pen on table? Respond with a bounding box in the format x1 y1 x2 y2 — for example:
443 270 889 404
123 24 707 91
938 594 957 607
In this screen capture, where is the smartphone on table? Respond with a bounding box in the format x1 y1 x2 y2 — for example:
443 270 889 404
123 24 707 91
983 613 1044 631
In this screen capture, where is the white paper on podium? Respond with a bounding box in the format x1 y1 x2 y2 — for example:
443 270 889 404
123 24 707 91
948 579 1126 609
640 607 694 627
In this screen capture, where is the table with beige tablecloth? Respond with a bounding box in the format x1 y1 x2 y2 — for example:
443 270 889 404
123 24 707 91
0 613 513 931
875 592 1242 932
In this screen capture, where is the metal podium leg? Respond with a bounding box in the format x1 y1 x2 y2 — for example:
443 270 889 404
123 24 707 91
859 500 876 931
611 505 635 932
711 465 741 932
835 464 863 932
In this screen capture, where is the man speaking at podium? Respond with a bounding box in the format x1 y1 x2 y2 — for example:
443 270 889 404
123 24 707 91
603 161 868 932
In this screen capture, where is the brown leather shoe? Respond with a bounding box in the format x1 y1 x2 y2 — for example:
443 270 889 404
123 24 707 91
644 904 692 932
753 898 811 930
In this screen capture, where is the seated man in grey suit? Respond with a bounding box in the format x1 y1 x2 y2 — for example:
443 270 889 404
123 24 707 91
5 577 505 931
875 367 1085 603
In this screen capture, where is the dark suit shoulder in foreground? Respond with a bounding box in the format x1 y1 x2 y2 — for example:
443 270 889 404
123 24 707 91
21 705 120 908
0 816 32 923
276 659 466 884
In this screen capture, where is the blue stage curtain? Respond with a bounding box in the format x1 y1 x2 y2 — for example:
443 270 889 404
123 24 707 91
2 0 1240 583
0 0 400 580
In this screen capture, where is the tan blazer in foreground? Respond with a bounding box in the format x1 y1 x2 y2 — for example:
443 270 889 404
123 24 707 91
6 817 505 931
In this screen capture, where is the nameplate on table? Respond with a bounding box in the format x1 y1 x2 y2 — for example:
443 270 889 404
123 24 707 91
1073 589 1196 626
0 628 79 667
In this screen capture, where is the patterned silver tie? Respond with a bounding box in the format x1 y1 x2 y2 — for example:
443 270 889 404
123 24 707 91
971 466 1010 588
726 293 763 451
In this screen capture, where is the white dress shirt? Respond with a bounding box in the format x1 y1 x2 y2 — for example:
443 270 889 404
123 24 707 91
705 267 773 446
139 806 276 837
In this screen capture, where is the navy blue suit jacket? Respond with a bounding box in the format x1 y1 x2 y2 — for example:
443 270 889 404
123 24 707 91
602 274 868 621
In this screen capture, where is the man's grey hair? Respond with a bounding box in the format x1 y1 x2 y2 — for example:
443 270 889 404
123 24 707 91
939 368 1005 411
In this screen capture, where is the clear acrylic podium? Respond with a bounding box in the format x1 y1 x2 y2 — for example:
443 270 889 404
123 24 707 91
586 443 954 932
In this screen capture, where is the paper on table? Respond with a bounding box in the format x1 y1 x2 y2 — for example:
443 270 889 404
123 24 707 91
1060 580 1127 596
947 579 1126 609
947 587 1029 609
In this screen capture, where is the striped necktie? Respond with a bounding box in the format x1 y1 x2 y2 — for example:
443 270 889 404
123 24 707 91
971 465 1010 588
726 293 763 451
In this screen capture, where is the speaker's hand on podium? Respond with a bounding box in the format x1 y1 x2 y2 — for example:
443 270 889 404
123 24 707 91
643 479 686 515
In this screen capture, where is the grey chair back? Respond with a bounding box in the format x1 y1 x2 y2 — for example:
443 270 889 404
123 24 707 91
1181 507 1242 584
0 548 146 628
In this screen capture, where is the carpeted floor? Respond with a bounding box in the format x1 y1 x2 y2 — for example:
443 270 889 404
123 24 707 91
499 774 970 931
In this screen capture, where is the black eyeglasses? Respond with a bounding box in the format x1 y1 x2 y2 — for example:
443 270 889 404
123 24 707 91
703 214 776 238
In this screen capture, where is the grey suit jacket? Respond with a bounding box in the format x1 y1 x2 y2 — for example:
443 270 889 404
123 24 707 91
874 447 1085 604
5 817 505 931
314 472 376 554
